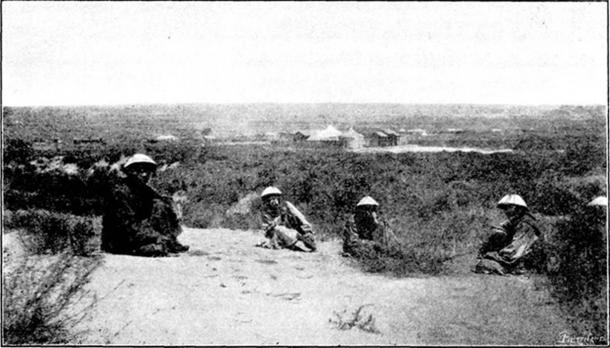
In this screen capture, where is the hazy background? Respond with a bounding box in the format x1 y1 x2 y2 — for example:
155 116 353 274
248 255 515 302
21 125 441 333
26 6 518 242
2 2 607 106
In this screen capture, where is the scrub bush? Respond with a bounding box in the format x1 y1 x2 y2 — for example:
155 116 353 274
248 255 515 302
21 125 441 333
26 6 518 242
8 209 100 256
546 202 607 343
3 105 605 343
2 253 101 344
3 138 34 164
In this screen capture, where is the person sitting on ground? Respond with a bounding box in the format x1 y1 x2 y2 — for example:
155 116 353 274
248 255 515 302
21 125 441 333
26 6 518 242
342 196 402 257
101 153 189 257
258 186 316 252
475 194 542 275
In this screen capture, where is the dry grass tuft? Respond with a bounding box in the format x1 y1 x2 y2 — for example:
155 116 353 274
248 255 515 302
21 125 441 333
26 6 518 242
330 304 381 334
2 252 101 344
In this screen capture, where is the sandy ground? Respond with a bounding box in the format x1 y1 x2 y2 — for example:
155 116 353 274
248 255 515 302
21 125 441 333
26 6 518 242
60 227 570 345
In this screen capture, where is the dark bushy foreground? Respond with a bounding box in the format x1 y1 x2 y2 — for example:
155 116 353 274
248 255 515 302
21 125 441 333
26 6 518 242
4 209 101 256
546 203 607 343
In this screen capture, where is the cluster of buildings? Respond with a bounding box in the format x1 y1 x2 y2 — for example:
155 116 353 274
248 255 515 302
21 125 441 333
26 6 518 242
26 124 492 153
273 125 403 149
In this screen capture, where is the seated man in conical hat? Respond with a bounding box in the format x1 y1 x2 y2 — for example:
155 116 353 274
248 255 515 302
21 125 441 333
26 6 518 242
258 186 316 252
475 194 542 275
342 196 401 257
101 153 189 257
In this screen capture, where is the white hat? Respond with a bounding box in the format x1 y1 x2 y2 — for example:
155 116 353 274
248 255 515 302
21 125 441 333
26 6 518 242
497 194 528 209
124 153 157 170
356 196 379 207
261 186 282 198
587 196 608 207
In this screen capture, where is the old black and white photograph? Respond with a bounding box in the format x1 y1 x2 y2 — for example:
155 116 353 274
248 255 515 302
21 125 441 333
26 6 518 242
2 1 608 345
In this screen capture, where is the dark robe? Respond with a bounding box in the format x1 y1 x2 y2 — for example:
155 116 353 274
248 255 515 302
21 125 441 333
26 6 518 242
101 177 182 256
476 213 541 274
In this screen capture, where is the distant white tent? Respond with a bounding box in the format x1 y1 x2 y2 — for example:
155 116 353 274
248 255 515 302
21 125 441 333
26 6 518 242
341 127 365 149
308 125 343 141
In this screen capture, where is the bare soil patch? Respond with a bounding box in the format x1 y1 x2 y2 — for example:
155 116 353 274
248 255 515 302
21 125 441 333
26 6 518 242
67 227 568 345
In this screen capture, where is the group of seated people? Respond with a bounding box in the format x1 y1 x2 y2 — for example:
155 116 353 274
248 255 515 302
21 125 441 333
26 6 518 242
101 153 606 276
100 152 405 258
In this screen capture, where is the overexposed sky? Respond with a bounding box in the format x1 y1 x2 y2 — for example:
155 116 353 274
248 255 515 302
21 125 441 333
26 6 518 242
2 2 607 106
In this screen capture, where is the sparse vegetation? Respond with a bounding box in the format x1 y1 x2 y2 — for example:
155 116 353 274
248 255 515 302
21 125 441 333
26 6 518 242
330 304 380 334
2 253 101 344
6 209 101 256
3 209 102 344
2 104 606 343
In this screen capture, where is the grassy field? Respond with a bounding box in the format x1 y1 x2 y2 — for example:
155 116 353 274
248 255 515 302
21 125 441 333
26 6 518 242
2 104 607 343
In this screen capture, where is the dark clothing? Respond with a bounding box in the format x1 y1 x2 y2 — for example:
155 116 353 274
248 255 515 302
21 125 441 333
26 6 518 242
476 214 541 274
343 213 401 256
102 178 183 256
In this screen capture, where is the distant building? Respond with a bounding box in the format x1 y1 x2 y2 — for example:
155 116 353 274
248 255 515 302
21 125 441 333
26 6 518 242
308 125 342 141
401 128 428 144
365 129 398 147
366 131 389 147
383 129 400 146
292 130 312 142
341 127 365 149
306 125 346 148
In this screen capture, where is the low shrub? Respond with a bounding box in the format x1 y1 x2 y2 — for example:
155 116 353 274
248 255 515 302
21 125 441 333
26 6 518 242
2 253 101 344
8 210 101 256
560 134 606 176
546 202 607 342
344 207 494 276
3 138 34 164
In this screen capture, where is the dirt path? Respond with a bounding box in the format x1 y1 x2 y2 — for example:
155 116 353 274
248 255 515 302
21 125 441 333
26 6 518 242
72 227 569 345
